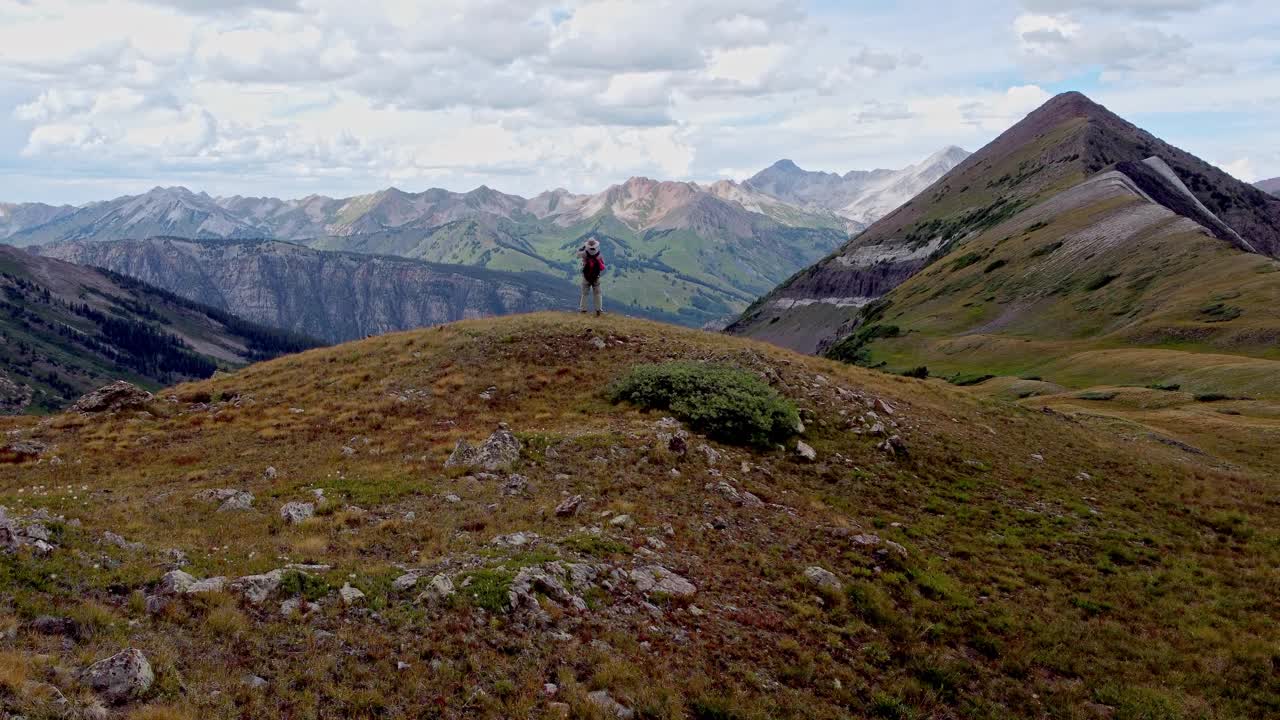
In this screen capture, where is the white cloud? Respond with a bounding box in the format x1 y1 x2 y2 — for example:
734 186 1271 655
1220 157 1256 182
0 0 1276 203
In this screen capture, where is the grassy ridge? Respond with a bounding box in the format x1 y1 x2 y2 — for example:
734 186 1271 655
0 313 1275 718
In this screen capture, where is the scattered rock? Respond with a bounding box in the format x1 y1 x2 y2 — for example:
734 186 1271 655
667 434 687 455
445 427 523 472
588 690 635 719
795 441 817 462
878 435 908 457
230 569 287 605
0 508 55 554
80 649 153 703
609 514 634 528
710 481 763 508
280 501 315 525
1031 453 1045 463
393 572 421 592
443 493 461 503
2 438 48 459
502 474 529 496
490 531 540 548
630 565 696 597
338 583 366 606
241 675 268 689
590 336 608 350
71 381 153 413
102 531 143 552
874 398 896 416
697 444 722 466
264 466 278 480
29 616 83 639
157 570 196 595
555 495 583 517
220 492 255 513
416 574 456 604
804 566 842 592
162 548 189 567
1076 471 1093 481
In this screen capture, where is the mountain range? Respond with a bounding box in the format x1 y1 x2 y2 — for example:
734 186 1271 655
1258 177 1280 196
729 91 1280 403
36 237 592 344
743 146 971 229
0 150 965 328
0 244 318 413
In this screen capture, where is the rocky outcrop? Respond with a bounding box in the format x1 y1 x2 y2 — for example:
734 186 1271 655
80 649 154 704
0 373 33 414
446 426 522 472
39 238 579 343
71 381 153 413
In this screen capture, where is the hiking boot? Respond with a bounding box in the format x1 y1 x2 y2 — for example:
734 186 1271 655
595 310 603 317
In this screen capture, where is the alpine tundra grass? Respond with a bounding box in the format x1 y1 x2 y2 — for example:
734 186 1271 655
0 313 1275 719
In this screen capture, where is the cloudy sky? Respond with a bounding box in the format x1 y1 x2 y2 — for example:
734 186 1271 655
0 0 1277 204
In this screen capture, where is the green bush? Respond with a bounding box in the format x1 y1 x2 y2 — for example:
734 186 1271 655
948 373 995 387
608 362 799 447
901 366 929 379
826 324 901 366
279 571 330 601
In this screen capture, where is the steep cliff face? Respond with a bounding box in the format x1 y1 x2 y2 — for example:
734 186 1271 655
38 238 583 344
0 245 317 413
728 92 1280 354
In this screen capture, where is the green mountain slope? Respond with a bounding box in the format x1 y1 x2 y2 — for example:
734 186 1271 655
828 165 1280 399
728 92 1280 352
302 180 848 327
0 245 319 413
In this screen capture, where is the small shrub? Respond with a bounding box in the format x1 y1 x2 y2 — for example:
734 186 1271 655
901 366 929 379
461 569 514 613
846 581 897 626
562 534 632 558
1077 390 1118 401
690 694 746 720
1085 273 1120 291
1147 382 1181 391
1029 239 1063 257
1199 302 1242 322
1194 393 1231 402
279 571 330 601
983 258 1008 273
870 693 913 719
948 373 995 387
826 324 901 366
608 362 799 447
950 252 984 271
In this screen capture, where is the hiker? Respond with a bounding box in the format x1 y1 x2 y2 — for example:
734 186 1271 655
578 238 605 316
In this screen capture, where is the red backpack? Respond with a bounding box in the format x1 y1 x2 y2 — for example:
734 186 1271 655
583 253 605 282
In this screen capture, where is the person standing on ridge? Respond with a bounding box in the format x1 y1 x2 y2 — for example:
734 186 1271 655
578 237 606 316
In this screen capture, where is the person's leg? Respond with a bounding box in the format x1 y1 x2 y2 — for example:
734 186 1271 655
579 279 589 312
593 281 603 314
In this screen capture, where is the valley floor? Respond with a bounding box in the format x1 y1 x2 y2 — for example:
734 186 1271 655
1 313 1275 719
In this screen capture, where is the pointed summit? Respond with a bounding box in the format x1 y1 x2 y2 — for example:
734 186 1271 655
730 88 1280 353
